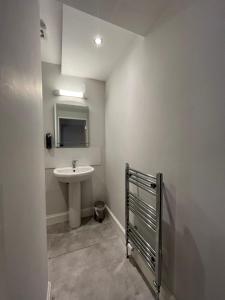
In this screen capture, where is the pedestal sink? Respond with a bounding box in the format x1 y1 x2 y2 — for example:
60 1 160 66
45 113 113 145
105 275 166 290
53 166 94 228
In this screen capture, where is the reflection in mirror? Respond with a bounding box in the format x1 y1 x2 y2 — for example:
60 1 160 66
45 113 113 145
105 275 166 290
54 103 89 148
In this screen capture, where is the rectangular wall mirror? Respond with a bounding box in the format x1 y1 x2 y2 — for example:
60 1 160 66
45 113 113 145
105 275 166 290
54 103 89 148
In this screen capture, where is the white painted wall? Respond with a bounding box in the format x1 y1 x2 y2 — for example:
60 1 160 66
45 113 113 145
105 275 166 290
0 0 48 299
39 0 62 64
42 63 105 216
105 0 225 299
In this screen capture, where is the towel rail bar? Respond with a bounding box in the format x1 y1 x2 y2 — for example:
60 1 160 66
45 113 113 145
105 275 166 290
128 224 156 257
129 201 157 226
125 163 162 299
129 171 157 187
129 231 156 271
129 167 156 180
129 192 156 216
129 203 157 232
129 196 157 224
128 178 156 196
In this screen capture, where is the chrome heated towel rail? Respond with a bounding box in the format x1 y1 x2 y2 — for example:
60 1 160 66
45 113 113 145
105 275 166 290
125 163 163 299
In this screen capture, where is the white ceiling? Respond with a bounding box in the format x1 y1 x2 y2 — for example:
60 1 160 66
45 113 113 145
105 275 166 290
40 0 184 81
61 5 139 81
63 0 171 36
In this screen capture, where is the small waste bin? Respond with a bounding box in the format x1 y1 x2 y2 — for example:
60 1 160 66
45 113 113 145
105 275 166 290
94 201 106 223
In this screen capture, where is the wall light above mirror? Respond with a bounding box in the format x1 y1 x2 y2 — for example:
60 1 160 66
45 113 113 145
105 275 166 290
53 89 85 99
54 103 89 148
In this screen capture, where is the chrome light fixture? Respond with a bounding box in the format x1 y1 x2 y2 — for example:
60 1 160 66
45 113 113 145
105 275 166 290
53 89 84 99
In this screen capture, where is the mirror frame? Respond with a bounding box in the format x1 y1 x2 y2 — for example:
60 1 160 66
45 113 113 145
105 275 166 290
54 103 89 148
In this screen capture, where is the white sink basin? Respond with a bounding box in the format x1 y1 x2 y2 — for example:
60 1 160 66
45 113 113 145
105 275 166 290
53 166 94 229
53 166 94 183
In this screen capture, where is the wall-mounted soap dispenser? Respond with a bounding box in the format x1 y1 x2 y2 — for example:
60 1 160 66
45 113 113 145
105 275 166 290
45 133 52 149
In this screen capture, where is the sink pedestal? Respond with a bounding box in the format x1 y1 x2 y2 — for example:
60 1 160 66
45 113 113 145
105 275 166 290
68 182 81 228
53 166 94 229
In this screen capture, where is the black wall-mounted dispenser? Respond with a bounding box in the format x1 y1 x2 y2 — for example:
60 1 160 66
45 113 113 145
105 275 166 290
45 133 52 149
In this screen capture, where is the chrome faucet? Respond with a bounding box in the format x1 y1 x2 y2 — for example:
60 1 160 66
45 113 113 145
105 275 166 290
72 160 78 169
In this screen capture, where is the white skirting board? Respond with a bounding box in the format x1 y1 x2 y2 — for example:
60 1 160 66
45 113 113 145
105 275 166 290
47 281 51 300
105 206 176 300
106 205 125 235
46 207 93 226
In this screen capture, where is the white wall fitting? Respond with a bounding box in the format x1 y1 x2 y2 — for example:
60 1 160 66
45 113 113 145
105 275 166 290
42 63 105 216
105 0 225 299
0 0 48 299
39 0 62 64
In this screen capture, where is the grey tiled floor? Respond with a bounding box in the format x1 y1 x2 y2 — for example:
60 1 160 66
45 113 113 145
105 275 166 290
48 216 154 300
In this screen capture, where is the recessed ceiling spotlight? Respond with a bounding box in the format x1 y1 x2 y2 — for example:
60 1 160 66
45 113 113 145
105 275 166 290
94 36 103 47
